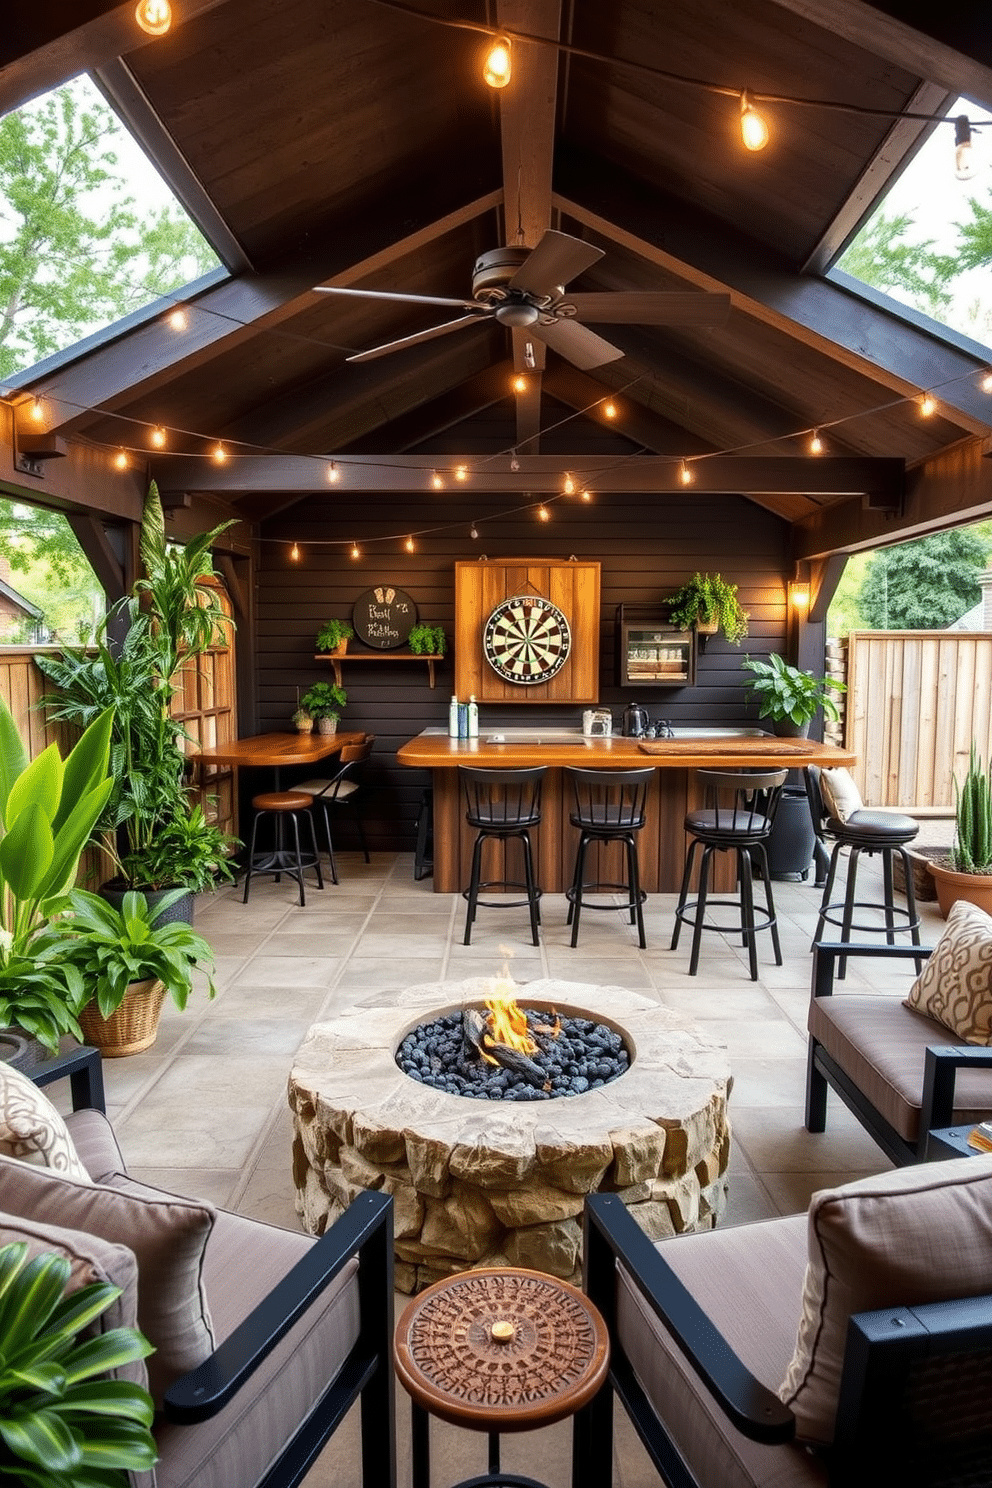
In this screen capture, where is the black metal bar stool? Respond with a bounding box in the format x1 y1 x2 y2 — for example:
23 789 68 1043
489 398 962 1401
671 768 788 980
460 767 545 945
413 785 433 881
295 734 374 883
242 790 324 906
805 764 923 979
565 767 652 949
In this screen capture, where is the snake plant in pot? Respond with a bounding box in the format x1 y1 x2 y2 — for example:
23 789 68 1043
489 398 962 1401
928 742 992 916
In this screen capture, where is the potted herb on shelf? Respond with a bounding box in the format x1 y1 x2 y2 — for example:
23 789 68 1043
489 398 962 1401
407 623 446 656
928 742 992 917
666 573 749 644
300 681 347 735
315 619 354 656
741 653 845 737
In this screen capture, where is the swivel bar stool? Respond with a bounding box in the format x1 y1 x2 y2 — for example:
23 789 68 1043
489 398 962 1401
565 767 653 948
460 767 545 946
242 790 324 907
671 768 788 980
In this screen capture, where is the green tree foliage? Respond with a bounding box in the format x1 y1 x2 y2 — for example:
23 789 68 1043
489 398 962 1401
0 77 217 377
856 529 990 630
0 500 103 642
837 211 955 317
955 191 992 272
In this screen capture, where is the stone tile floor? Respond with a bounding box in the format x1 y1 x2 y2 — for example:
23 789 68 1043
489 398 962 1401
97 843 949 1487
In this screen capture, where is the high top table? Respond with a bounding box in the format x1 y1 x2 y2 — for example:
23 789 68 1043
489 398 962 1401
396 729 856 894
193 730 366 791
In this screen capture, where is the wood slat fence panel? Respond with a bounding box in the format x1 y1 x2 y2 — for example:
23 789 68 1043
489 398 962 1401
846 631 992 808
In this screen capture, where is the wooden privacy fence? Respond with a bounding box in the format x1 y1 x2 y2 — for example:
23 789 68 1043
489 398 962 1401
845 630 992 809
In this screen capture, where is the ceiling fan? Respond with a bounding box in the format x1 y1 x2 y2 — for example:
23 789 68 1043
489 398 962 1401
314 230 730 371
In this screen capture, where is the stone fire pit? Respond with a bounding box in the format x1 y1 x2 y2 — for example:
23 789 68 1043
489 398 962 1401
289 978 731 1294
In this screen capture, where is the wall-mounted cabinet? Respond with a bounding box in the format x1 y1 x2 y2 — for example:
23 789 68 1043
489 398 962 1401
616 606 695 687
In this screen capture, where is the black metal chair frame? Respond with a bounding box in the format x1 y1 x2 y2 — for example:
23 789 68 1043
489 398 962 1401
299 737 374 884
414 784 433 881
804 765 923 978
460 766 545 946
31 1047 396 1488
564 767 652 949
242 794 324 906
671 768 787 981
583 1189 992 1488
806 940 992 1165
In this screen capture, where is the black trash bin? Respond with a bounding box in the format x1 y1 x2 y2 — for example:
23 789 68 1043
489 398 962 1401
764 787 816 881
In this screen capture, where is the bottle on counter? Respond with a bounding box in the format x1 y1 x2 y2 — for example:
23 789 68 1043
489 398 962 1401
467 695 479 738
449 694 459 738
458 701 469 738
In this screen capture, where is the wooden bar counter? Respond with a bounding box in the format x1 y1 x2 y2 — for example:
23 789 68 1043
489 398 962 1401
396 729 856 894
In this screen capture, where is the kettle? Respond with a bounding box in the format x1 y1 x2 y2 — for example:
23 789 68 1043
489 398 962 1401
622 702 649 738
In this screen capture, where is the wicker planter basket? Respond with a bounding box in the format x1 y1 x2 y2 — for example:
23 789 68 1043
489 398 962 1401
78 978 167 1057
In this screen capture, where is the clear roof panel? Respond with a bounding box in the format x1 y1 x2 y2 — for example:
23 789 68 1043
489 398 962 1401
0 73 222 379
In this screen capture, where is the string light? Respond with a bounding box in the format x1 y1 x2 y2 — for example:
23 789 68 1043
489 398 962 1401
455 464 468 481
580 489 593 502
602 400 617 419
135 0 172 36
29 397 44 423
290 542 300 562
537 505 551 522
981 371 992 393
510 450 520 472
483 35 511 89
350 541 361 559
809 429 823 454
431 470 444 489
512 374 528 394
563 472 575 494
151 425 167 448
470 521 479 539
679 460 694 485
920 393 937 417
167 307 188 331
954 115 975 181
326 460 340 482
404 535 415 552
211 442 227 463
740 90 769 151
114 449 128 470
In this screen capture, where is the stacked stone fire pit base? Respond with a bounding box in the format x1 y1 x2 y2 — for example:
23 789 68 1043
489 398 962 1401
289 979 732 1294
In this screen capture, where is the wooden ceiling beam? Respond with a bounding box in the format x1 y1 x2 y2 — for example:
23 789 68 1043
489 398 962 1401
540 364 709 454
496 0 562 249
158 453 903 498
342 366 515 454
554 152 992 435
21 185 501 436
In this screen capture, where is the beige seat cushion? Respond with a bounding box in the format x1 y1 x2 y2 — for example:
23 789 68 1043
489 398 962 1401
818 767 863 823
904 899 992 1044
0 1061 92 1181
617 1214 827 1488
780 1156 992 1444
807 993 992 1142
0 1155 215 1405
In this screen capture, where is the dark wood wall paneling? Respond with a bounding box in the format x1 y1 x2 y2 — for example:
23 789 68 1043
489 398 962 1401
256 492 790 852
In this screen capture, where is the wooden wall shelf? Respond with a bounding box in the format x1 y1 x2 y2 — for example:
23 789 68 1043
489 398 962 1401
316 652 444 688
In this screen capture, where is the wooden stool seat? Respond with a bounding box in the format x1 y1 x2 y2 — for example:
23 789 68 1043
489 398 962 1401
243 792 323 906
251 790 313 811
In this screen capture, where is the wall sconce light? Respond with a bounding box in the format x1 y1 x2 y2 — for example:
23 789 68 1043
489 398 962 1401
789 582 810 615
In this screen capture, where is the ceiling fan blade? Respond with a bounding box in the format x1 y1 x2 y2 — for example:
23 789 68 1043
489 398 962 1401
567 292 732 326
509 231 604 297
315 285 480 312
530 318 624 370
345 314 486 363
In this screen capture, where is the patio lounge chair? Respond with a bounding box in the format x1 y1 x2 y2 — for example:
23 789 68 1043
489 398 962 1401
1 1046 395 1488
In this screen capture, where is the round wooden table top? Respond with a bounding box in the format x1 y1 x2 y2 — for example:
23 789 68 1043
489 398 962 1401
393 1268 610 1433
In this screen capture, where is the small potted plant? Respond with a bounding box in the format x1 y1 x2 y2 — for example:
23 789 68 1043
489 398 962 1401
667 573 749 644
300 681 348 735
292 704 314 734
408 623 447 656
928 743 992 916
315 619 354 656
36 887 218 1057
741 653 845 737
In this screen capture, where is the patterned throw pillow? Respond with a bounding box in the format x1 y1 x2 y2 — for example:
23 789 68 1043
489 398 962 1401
818 767 864 823
0 1061 93 1182
904 899 992 1045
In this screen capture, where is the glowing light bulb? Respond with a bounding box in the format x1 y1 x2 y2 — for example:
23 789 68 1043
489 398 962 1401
431 471 444 490
351 542 361 559
537 505 550 522
920 393 937 418
326 461 340 482
135 0 172 35
211 442 227 463
790 582 810 614
114 449 129 471
563 473 575 495
167 307 187 331
580 489 592 502
455 465 468 481
483 36 511 89
740 91 769 152
603 400 617 419
512 374 527 394
470 522 479 539
30 397 44 423
510 451 520 472
954 116 975 181
679 460 694 485
981 370 992 394
809 430 823 455
151 425 167 448
405 535 415 553
290 542 300 562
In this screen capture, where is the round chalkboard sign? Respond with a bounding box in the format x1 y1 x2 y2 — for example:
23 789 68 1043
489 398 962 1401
352 586 418 650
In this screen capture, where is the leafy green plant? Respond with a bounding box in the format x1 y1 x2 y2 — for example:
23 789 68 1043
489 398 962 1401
666 573 749 644
741 653 845 727
291 706 313 728
951 742 992 874
315 619 354 652
300 681 347 719
0 1240 156 1486
407 623 446 655
38 888 217 1017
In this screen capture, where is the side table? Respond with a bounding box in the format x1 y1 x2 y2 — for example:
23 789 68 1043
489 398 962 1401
393 1267 610 1488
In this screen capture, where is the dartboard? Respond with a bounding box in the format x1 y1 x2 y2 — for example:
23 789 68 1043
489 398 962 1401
483 595 572 684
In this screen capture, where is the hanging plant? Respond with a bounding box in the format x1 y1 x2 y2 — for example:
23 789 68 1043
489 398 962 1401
666 573 749 644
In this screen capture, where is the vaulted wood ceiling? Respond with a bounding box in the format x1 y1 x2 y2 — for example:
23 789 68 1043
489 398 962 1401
3 0 992 559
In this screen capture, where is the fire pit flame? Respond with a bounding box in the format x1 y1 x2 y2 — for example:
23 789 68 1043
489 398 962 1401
485 974 538 1059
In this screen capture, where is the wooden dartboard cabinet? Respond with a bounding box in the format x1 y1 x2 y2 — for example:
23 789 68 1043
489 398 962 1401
454 558 601 704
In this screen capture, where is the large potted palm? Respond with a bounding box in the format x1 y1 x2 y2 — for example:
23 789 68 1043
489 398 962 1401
36 483 238 921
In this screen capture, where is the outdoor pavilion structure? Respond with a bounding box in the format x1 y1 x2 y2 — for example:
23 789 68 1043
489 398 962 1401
1 2 992 839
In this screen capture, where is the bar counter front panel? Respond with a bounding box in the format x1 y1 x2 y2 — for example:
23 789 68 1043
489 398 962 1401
396 730 856 894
